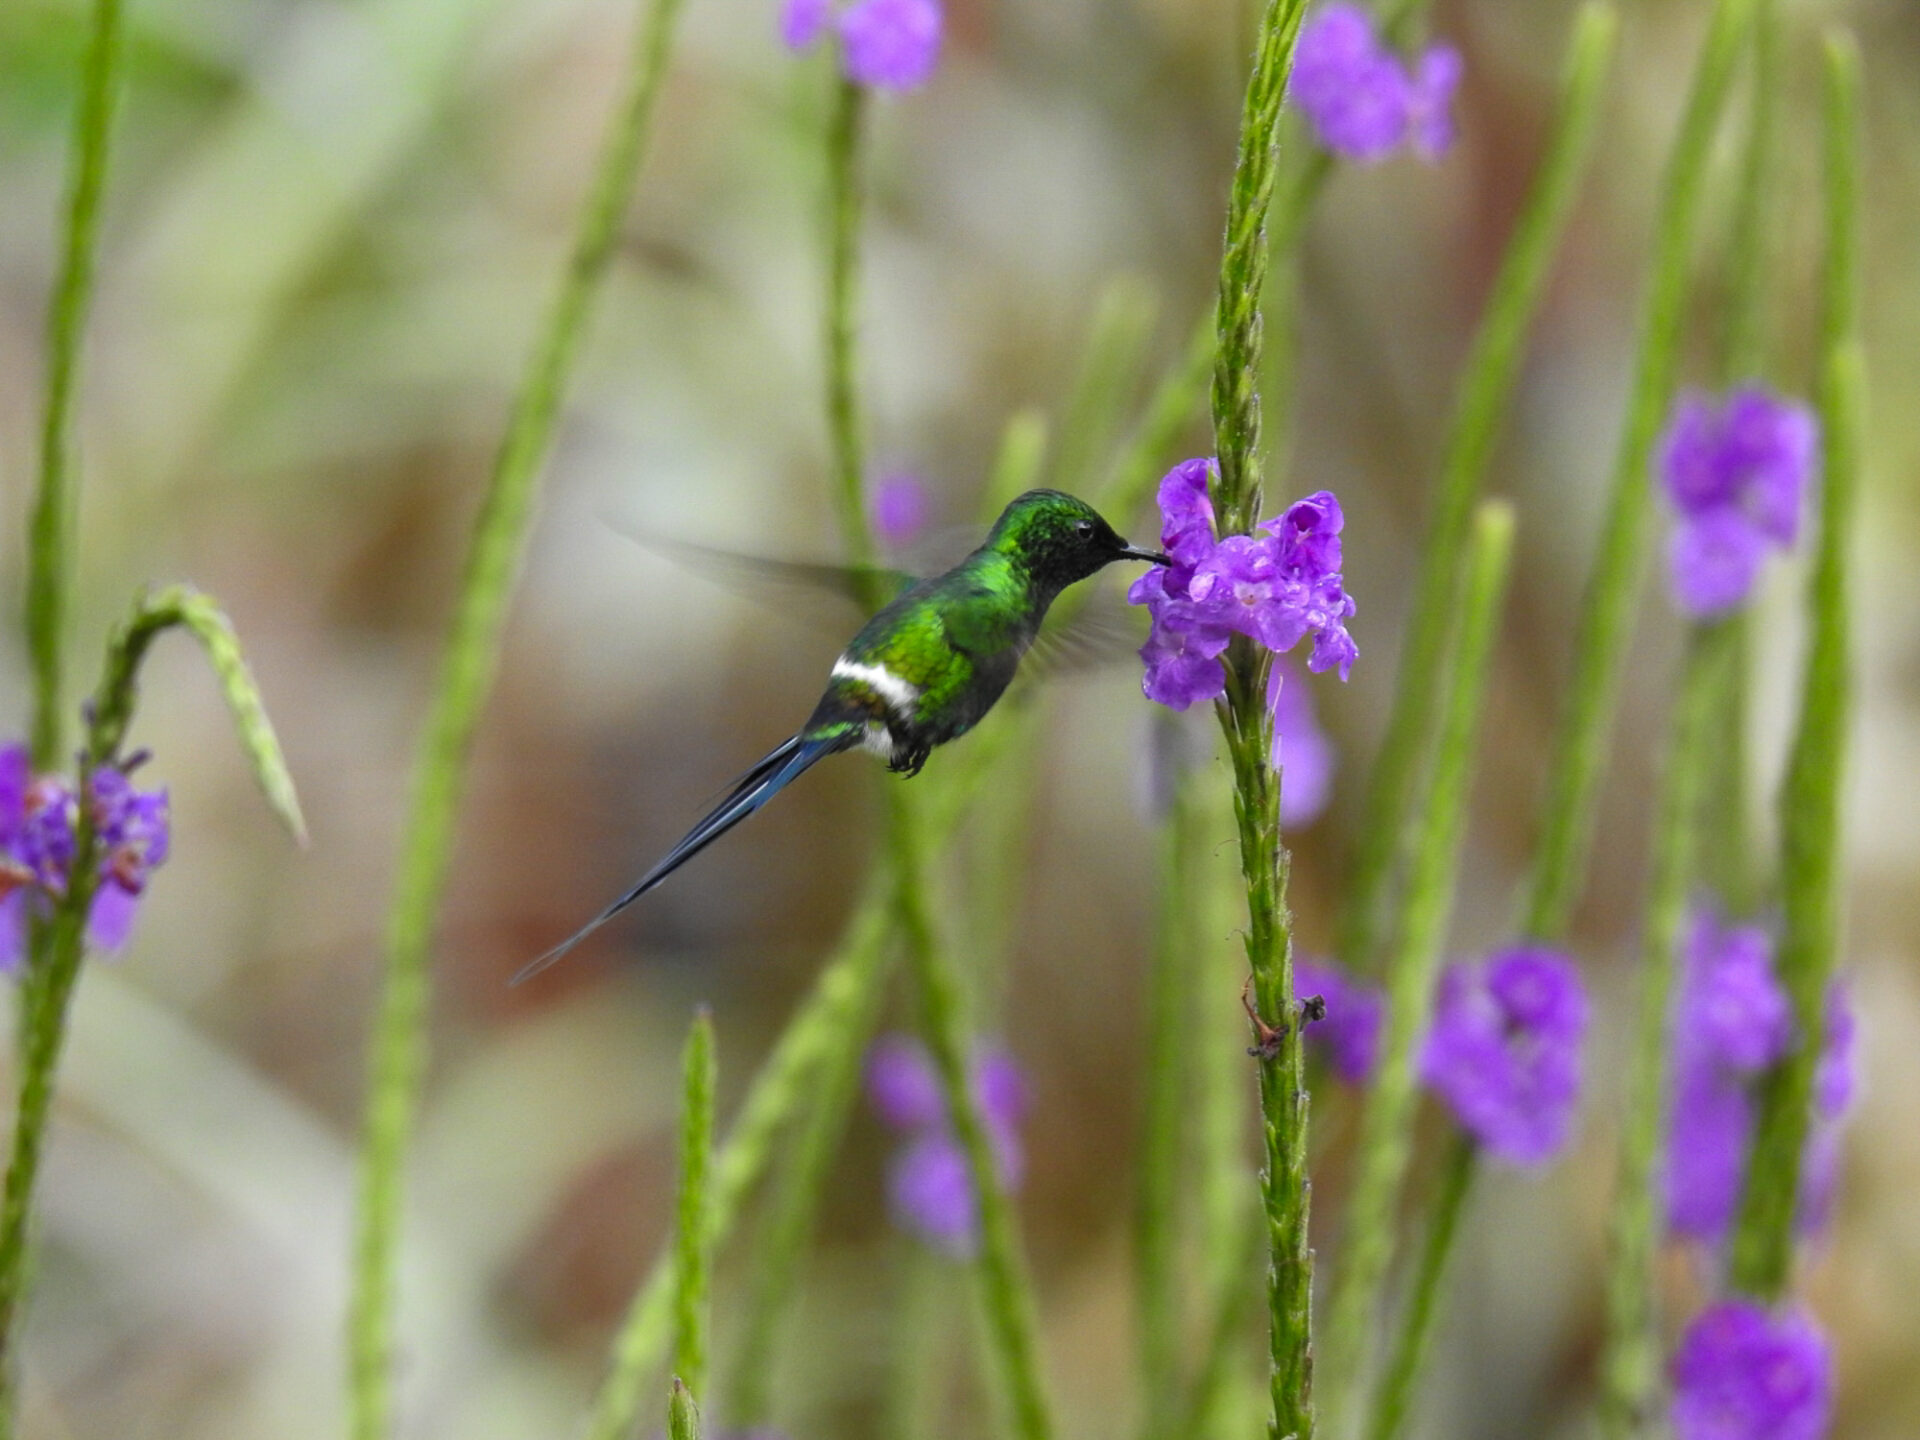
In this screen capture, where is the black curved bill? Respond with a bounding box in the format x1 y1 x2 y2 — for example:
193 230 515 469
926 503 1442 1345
1118 543 1171 565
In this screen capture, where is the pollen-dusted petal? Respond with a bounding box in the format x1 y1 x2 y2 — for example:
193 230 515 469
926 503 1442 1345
838 0 942 91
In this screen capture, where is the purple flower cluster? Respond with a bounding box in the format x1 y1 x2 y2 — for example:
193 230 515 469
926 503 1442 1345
866 1033 1025 1257
1289 4 1462 163
0 743 171 971
1129 458 1357 721
1659 386 1819 618
867 471 933 552
782 0 943 91
1420 945 1589 1165
1665 910 1856 1245
1671 1300 1832 1440
1295 957 1384 1084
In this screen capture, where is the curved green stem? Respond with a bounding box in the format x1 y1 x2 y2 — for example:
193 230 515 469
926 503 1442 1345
344 0 689 1430
671 1011 717 1407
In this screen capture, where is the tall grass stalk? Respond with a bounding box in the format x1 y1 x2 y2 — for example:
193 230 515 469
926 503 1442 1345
1336 3 1616 976
1519 0 1759 945
343 0 689 1429
1596 621 1732 1438
672 1011 717 1415
0 589 302 1429
1203 1 1314 1434
1728 32 1861 1301
1320 502 1515 1436
25 0 129 770
585 875 894 1440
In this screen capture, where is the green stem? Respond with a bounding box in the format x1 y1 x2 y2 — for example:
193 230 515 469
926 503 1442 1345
1364 1134 1476 1440
822 76 882 600
584 873 894 1440
1596 622 1730 1439
1519 0 1759 945
889 787 1054 1440
668 1377 701 1440
1699 0 1779 918
672 1011 717 1405
1205 2 1313 1433
726 917 892 1425
1727 33 1861 1302
25 0 129 770
1337 4 1616 975
1136 761 1207 1440
342 0 688 1431
1320 502 1515 1434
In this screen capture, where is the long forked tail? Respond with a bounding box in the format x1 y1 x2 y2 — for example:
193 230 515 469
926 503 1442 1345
512 728 856 985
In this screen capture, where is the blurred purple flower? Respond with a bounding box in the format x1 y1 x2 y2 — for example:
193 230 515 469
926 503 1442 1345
1660 386 1818 618
1129 458 1357 710
0 744 171 971
781 0 943 92
1670 1300 1831 1440
1421 945 1588 1165
1295 958 1383 1084
1664 910 1856 1244
1268 660 1335 826
1289 4 1461 163
867 1033 1026 1255
867 472 933 551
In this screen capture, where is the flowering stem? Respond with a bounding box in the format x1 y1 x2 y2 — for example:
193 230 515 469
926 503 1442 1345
1699 0 1780 918
671 1010 717 1411
1204 1 1314 1433
1137 762 1208 1440
1336 3 1616 975
585 875 894 1440
343 0 689 1428
25 0 128 771
0 588 301 1426
889 787 1054 1440
1321 502 1515 1434
1519 0 1759 946
1596 621 1731 1440
1727 32 1860 1303
727 915 893 1426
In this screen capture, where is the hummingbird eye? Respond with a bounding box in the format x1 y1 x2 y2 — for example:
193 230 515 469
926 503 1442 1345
1074 520 1093 536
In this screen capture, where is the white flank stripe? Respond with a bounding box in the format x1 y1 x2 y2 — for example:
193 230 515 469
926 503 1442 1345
831 657 919 720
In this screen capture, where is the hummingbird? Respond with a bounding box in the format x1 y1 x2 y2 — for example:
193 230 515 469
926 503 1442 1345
515 488 1168 983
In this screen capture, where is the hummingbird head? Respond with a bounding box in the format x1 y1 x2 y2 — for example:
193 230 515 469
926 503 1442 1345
987 489 1169 592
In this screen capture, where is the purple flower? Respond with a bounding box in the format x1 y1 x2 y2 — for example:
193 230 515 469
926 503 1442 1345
1421 946 1588 1165
0 744 170 972
1660 386 1818 618
1296 958 1383 1084
1288 4 1461 163
1268 662 1334 826
1670 1301 1831 1440
867 1034 1026 1255
1664 911 1856 1244
1129 459 1358 711
782 0 943 92
868 472 933 551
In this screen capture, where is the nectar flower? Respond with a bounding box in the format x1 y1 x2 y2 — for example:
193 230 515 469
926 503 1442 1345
1288 4 1462 163
1670 1301 1831 1440
1659 386 1818 618
1296 958 1383 1084
1664 911 1855 1244
1421 945 1588 1165
866 1034 1026 1255
1129 459 1357 712
780 0 943 92
0 743 171 972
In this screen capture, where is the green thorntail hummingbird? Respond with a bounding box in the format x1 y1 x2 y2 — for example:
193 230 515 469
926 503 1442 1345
515 489 1168 983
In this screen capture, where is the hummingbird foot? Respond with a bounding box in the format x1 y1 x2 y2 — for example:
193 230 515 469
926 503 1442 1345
889 743 933 777
1240 977 1329 1061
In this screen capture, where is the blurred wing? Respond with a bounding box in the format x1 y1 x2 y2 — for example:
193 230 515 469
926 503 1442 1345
1021 596 1148 682
608 526 918 624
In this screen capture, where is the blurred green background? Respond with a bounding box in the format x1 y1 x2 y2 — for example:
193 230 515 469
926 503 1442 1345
2 0 1917 1435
